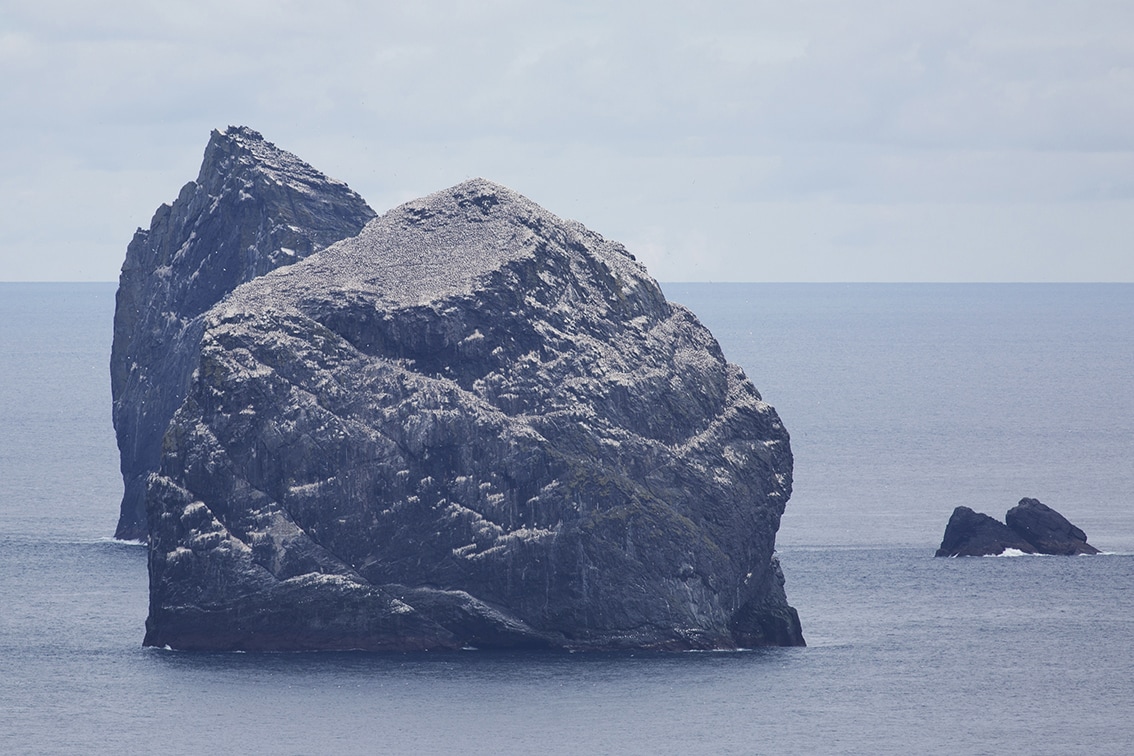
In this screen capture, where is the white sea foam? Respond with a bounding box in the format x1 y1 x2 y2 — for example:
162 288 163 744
92 536 147 546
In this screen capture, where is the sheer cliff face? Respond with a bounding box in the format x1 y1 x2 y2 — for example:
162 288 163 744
141 175 803 651
110 127 376 540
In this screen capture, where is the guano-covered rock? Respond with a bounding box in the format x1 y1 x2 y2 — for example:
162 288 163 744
126 129 804 651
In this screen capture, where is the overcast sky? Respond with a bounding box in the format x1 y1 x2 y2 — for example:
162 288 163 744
2 0 1132 282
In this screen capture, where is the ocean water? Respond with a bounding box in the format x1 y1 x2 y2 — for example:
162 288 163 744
2 282 1132 755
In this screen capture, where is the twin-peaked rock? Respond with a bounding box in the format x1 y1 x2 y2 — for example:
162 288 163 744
936 498 1099 557
117 128 804 651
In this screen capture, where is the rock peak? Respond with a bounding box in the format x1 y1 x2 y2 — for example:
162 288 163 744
196 125 353 200
397 177 549 228
218 124 265 140
228 175 648 318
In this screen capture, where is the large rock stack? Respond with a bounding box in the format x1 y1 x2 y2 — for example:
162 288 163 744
115 129 804 651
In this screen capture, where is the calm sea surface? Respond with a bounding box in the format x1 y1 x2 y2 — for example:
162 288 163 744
2 283 1132 755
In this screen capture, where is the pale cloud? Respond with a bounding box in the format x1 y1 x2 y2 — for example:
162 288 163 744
1 0 1132 281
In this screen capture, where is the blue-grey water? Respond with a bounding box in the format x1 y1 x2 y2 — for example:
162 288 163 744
2 283 1132 755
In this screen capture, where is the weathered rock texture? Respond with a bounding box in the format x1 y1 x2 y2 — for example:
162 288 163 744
135 142 803 650
936 498 1098 557
111 127 376 540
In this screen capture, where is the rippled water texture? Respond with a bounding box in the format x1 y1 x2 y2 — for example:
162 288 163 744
2 283 1132 754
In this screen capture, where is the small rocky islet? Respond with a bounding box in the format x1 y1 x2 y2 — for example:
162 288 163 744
112 127 804 651
936 497 1100 557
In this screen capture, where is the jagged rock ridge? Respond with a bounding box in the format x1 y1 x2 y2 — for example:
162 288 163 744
137 148 803 650
111 127 376 540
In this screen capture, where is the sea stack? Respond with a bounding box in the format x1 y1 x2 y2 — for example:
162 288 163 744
936 498 1098 557
122 128 804 651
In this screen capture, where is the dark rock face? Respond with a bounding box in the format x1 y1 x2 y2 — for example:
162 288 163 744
111 127 376 540
935 506 1037 557
139 165 803 650
1006 498 1099 555
936 498 1098 557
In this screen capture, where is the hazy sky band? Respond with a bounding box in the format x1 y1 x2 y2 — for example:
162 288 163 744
2 0 1132 281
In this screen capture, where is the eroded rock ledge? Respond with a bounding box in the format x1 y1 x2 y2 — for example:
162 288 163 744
124 129 804 651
